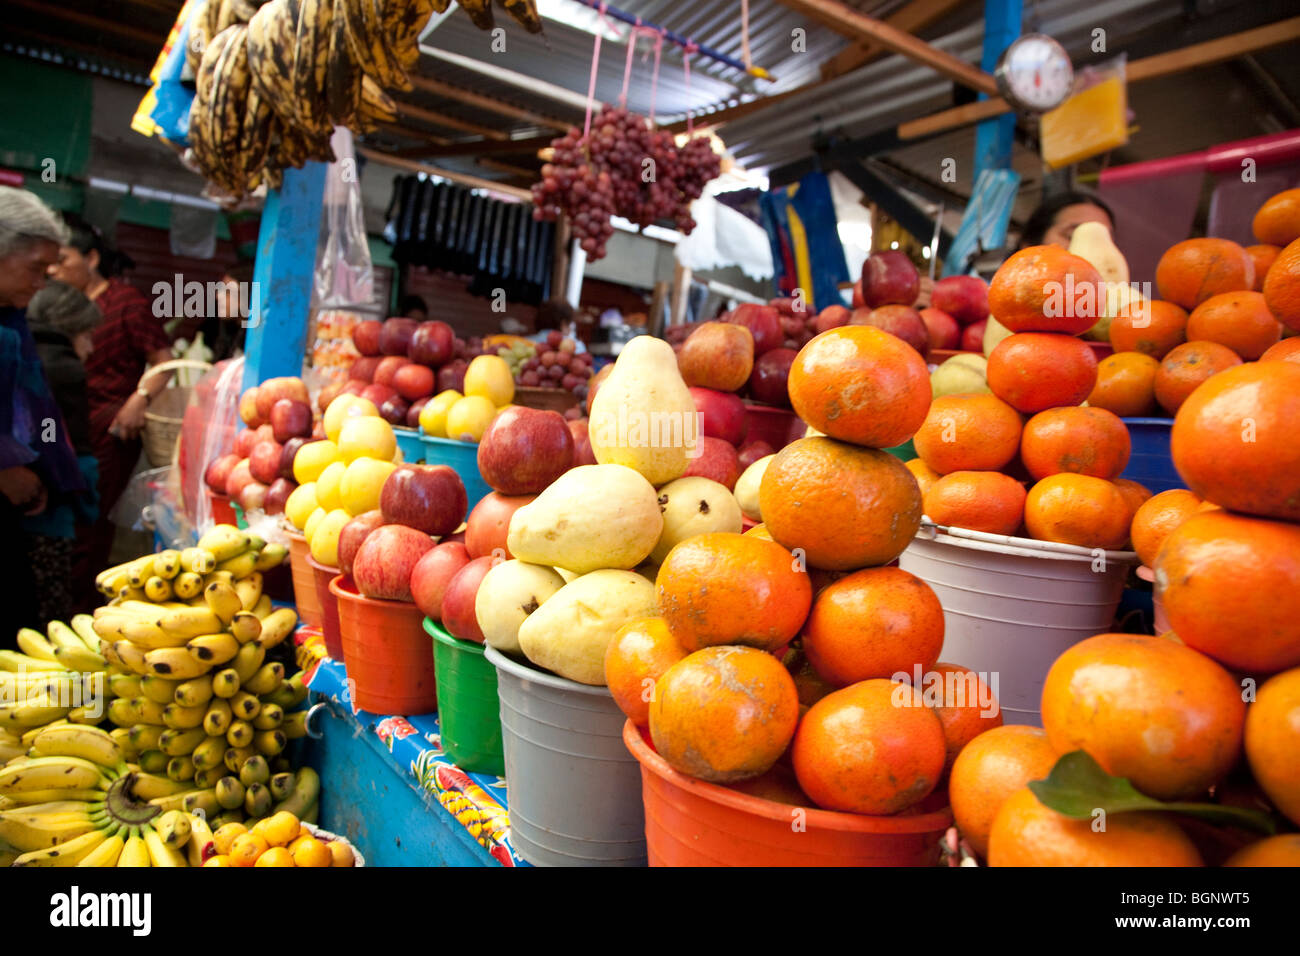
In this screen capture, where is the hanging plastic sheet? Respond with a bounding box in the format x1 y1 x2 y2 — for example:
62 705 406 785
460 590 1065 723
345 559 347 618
314 128 375 309
758 171 849 311
132 0 199 144
942 168 1020 277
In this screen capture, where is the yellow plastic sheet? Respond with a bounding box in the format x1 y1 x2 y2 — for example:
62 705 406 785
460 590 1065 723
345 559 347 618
1041 74 1129 169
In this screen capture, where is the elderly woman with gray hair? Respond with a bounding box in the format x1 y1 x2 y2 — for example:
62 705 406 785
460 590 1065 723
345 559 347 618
0 187 87 638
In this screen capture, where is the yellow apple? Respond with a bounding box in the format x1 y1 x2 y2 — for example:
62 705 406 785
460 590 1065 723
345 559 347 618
445 395 497 443
284 482 319 530
324 395 379 443
418 390 462 439
315 460 347 513
303 506 328 544
338 416 397 463
293 440 342 484
464 355 514 406
309 508 352 567
340 457 397 515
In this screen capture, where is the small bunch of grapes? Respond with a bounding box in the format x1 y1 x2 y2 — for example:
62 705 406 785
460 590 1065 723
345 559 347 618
516 329 595 399
532 105 721 260
496 340 538 379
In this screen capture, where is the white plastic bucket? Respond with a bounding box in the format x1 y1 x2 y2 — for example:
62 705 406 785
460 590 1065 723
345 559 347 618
484 646 647 867
898 524 1137 726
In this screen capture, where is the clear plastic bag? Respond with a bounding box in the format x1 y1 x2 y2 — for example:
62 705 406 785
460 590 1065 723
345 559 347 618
314 128 375 309
180 356 245 536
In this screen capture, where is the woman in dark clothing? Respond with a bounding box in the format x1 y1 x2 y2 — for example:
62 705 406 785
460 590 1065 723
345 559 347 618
0 187 86 640
48 215 173 601
23 281 102 622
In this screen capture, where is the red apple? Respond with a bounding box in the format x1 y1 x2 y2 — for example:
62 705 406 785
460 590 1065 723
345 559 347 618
224 458 254 500
858 304 929 358
248 439 284 485
727 303 783 357
961 319 988 352
337 510 388 580
352 319 383 356
392 363 436 401
378 317 419 356
234 427 258 459
465 492 536 560
379 395 410 426
437 360 468 394
279 436 313 480
254 424 275 446
931 275 990 326
204 454 241 494
361 383 398 408
440 556 496 643
677 322 754 392
586 364 613 415
814 304 852 333
477 407 574 495
409 320 455 367
849 307 873 326
748 347 797 408
374 356 411 388
350 356 382 384
568 418 596 466
270 398 313 443
683 436 741 490
238 388 263 427
254 377 309 422
689 387 746 446
919 307 962 351
410 541 472 621
237 480 267 512
851 279 865 310
406 397 430 429
263 477 296 516
441 528 467 545
341 379 368 399
738 440 775 470
861 251 920 308
317 380 345 414
352 524 434 602
380 464 467 536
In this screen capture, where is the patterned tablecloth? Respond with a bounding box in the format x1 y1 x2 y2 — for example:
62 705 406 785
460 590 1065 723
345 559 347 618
297 628 527 867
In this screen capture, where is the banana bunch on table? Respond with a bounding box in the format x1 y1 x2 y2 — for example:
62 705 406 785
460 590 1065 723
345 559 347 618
185 0 542 197
1 619 114 733
0 723 318 866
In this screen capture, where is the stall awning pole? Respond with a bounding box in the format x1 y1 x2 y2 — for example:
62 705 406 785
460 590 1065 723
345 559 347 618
974 0 1021 177
242 163 328 393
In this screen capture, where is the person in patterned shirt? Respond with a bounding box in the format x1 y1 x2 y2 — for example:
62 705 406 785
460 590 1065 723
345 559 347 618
48 214 173 602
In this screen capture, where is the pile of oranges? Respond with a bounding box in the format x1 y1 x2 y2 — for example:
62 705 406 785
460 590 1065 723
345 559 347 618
202 811 357 867
945 187 1300 867
605 324 1001 822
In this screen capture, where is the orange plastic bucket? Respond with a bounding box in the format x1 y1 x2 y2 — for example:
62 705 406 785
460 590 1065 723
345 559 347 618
286 533 322 629
330 575 437 715
305 555 344 661
623 721 953 867
208 490 238 527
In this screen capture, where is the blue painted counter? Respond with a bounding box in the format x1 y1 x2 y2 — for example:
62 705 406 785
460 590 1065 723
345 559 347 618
301 657 528 867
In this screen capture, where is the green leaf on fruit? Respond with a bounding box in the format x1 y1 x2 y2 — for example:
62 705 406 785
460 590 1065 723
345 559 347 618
1027 751 1276 835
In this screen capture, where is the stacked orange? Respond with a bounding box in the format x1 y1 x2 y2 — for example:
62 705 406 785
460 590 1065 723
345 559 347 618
203 811 356 867
605 324 1002 822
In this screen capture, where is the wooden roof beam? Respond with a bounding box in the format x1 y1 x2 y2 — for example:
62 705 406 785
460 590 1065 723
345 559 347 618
820 0 969 80
408 75 570 132
775 0 996 95
394 102 509 140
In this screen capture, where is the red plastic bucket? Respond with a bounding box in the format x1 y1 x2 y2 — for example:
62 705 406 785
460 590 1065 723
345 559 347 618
306 555 344 662
208 490 238 527
286 533 322 629
330 575 437 715
623 721 953 866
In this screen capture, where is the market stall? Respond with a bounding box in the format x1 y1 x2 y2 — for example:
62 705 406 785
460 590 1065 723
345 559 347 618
2 0 1300 890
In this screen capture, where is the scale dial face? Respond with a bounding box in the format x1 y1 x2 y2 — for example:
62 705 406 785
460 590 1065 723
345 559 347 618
995 34 1074 113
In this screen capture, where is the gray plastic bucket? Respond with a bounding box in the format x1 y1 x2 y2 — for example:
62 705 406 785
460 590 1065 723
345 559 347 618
899 524 1137 726
484 646 647 867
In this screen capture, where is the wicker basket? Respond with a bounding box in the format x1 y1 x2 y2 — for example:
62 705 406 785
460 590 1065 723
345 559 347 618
140 359 213 467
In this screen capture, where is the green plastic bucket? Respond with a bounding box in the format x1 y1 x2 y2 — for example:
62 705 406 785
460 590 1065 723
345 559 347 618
425 618 505 776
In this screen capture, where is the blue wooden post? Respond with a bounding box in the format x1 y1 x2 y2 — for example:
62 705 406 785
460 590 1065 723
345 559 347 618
242 163 329 393
974 0 1021 176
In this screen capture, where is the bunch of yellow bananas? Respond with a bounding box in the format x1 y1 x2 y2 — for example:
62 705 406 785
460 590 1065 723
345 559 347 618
1 618 115 732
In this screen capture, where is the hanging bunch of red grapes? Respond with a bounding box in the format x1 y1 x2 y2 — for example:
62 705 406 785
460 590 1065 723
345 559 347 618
531 105 721 261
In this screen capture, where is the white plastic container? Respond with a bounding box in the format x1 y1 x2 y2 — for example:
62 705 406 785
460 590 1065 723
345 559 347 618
899 523 1137 726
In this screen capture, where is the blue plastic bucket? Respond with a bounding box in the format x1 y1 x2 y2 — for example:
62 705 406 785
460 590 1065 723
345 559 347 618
393 426 426 464
418 431 492 512
1119 418 1185 495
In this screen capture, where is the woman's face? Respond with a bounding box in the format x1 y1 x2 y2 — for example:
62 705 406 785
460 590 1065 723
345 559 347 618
1044 203 1113 248
0 239 59 309
48 244 98 291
